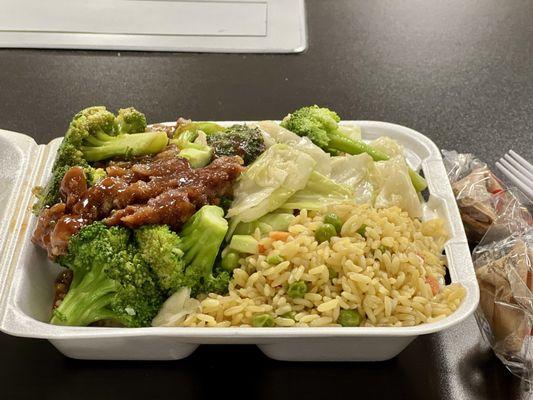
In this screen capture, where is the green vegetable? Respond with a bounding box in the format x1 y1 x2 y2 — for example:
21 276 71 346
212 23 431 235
328 267 338 279
266 253 284 265
337 124 362 141
34 106 168 213
356 224 367 237
281 105 427 192
315 223 337 243
179 205 228 290
257 120 333 176
170 130 213 168
233 212 295 236
179 143 213 168
218 197 233 213
281 311 296 320
287 280 307 299
227 144 316 227
258 213 295 232
85 167 107 186
252 313 275 327
79 107 167 162
32 164 77 214
207 124 266 165
338 309 363 327
134 224 184 293
324 213 342 232
221 251 240 272
114 107 148 134
229 235 259 254
82 129 167 162
283 170 353 210
175 121 225 137
134 205 230 295
52 223 164 327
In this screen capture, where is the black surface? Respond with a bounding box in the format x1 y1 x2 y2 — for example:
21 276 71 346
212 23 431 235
0 1 531 399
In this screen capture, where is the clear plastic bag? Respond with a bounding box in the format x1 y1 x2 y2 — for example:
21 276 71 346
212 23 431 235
472 189 533 384
442 150 506 243
442 150 509 244
443 150 533 385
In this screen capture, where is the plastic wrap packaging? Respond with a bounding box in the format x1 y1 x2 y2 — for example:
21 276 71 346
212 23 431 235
443 150 533 386
473 189 533 384
442 150 507 243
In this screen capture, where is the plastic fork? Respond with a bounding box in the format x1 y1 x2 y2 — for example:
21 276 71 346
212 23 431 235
496 150 533 201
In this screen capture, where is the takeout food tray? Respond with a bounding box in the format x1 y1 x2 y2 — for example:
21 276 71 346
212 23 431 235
0 121 479 361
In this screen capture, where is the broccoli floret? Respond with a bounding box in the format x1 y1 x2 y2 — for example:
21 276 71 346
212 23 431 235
57 222 130 285
33 107 109 213
33 106 165 213
85 167 107 186
170 130 213 168
32 164 71 214
200 269 230 294
52 222 164 327
135 206 230 295
55 105 166 163
206 124 266 165
218 196 233 214
114 107 147 134
134 225 186 293
77 106 167 162
281 105 386 158
51 106 114 171
281 105 427 191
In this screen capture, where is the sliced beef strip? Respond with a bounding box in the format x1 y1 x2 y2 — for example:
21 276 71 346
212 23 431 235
60 166 87 209
32 153 244 259
109 189 197 230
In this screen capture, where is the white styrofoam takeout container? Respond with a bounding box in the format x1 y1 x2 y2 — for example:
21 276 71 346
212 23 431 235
0 121 479 361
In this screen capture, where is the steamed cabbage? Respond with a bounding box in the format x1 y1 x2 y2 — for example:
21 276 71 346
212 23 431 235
152 287 200 327
227 144 316 223
370 136 403 157
283 171 353 210
256 121 331 176
230 124 423 221
329 153 378 204
329 152 422 217
337 124 362 142
374 155 423 218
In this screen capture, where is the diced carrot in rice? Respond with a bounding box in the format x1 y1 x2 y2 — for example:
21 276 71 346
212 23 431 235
426 275 440 295
269 231 291 241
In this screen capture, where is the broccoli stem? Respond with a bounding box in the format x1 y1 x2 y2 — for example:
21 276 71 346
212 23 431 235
328 133 389 161
407 168 428 192
50 267 120 326
81 131 168 162
180 207 228 278
328 131 427 192
176 122 224 137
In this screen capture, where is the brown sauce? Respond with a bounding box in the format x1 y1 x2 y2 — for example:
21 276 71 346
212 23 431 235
32 147 244 259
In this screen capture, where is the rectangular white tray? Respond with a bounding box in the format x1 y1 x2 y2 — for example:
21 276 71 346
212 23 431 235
0 121 479 361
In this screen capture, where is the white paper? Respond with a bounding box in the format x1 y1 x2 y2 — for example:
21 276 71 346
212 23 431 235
0 0 267 36
0 0 306 53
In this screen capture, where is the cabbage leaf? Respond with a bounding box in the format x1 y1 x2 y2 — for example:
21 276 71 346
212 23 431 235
374 155 423 218
227 144 316 223
255 121 331 176
283 171 353 210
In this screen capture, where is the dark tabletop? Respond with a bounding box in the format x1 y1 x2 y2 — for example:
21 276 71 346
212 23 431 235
1 1 532 399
